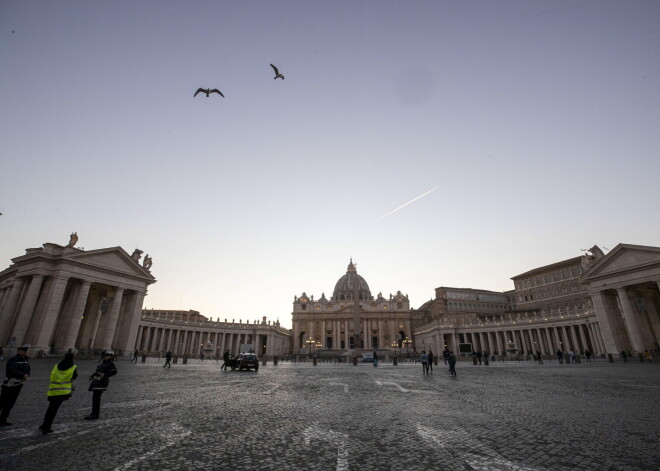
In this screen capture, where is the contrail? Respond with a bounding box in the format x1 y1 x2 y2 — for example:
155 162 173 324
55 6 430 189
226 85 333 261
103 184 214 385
376 185 439 220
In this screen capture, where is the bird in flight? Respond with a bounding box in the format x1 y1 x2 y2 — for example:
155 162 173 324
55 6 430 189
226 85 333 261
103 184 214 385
270 64 284 80
194 88 224 98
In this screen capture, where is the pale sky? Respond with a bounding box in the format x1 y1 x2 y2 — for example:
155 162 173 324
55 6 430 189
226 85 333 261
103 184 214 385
1 1 659 329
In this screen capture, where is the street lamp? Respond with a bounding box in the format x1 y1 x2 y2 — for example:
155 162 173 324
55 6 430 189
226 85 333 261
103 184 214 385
305 338 315 358
403 337 412 358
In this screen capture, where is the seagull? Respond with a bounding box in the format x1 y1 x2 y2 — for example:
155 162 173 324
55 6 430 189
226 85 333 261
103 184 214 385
270 64 284 80
194 88 224 98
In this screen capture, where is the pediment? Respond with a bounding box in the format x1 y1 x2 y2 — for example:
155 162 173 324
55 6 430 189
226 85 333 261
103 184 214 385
67 247 154 279
581 243 660 280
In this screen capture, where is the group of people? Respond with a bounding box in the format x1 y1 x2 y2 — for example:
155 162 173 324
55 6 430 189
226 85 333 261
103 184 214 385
0 345 117 435
420 349 457 376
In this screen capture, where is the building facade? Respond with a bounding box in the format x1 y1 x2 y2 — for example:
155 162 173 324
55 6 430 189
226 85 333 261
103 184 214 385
291 260 423 356
0 238 155 355
413 244 660 357
137 310 291 358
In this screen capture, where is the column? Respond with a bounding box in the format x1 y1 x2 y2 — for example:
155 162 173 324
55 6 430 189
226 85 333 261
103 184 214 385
59 280 92 351
115 290 145 355
577 324 589 353
98 288 125 350
34 276 70 351
134 326 143 350
617 287 645 352
143 327 153 352
0 278 26 344
10 275 45 345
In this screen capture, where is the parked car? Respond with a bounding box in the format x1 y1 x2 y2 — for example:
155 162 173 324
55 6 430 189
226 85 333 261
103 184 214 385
362 352 374 363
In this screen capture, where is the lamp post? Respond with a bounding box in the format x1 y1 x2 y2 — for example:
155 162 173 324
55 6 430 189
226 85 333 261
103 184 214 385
305 338 315 358
404 337 412 358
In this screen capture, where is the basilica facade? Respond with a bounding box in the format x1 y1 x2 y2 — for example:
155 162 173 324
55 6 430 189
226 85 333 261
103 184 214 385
291 260 421 355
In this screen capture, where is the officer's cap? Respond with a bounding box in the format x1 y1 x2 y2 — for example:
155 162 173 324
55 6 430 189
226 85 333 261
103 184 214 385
104 350 115 356
17 344 30 350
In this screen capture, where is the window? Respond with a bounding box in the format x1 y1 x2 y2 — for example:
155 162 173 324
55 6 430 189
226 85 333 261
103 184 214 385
302 304 306 310
397 302 402 309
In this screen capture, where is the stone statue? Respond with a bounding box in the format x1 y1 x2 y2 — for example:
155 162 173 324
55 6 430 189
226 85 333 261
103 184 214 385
66 232 78 247
142 254 153 270
131 249 143 261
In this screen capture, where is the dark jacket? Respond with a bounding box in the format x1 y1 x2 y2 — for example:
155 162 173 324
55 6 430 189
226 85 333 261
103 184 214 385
89 359 117 391
3 353 31 386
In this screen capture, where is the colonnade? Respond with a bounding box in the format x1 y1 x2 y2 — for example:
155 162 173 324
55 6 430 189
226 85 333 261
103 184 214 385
0 273 145 355
590 283 660 355
417 319 605 356
136 322 290 358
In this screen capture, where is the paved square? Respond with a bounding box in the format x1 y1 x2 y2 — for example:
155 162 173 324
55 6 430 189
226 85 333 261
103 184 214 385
0 357 658 470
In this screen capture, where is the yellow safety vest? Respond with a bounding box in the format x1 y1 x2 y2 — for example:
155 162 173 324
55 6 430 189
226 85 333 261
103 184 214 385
47 365 77 397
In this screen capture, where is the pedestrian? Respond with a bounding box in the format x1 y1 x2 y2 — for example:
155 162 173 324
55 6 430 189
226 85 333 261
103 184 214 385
448 351 457 377
443 347 450 365
131 349 139 363
164 351 172 368
0 344 31 426
621 350 628 362
476 350 482 365
221 349 230 370
536 350 543 365
200 352 205 362
556 349 564 364
85 350 117 420
569 349 576 364
39 350 77 434
420 350 429 375
372 350 378 367
584 349 592 363
428 350 434 372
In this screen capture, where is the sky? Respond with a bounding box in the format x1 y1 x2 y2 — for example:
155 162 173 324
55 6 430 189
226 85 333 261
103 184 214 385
1 1 659 329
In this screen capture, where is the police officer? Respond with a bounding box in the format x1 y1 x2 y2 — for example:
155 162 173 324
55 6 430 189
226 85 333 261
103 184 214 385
85 350 117 420
0 344 31 426
40 350 77 434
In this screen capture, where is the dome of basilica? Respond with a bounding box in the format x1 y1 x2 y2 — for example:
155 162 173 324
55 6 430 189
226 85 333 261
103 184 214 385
332 259 372 301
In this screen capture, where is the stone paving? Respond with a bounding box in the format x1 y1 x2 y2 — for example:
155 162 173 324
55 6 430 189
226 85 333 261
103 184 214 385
0 356 658 470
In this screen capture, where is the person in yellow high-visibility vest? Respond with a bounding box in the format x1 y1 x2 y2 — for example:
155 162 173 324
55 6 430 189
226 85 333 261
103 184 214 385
39 351 77 435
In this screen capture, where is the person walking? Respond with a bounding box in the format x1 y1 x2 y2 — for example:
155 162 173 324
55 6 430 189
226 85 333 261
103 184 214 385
131 349 139 364
443 347 450 365
536 351 544 365
448 351 457 377
584 349 592 364
85 350 117 420
221 350 230 370
0 344 31 426
164 351 172 368
372 350 378 367
428 350 434 372
556 349 564 364
420 350 429 375
621 350 628 362
39 351 77 434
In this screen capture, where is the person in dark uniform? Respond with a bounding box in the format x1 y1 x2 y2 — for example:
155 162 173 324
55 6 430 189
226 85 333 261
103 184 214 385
427 350 434 372
164 351 172 368
85 350 117 420
221 349 230 370
131 349 139 364
0 344 31 426
39 350 77 434
448 351 457 377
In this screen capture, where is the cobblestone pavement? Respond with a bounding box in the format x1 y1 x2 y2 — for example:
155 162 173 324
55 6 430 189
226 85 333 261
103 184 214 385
0 356 658 470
